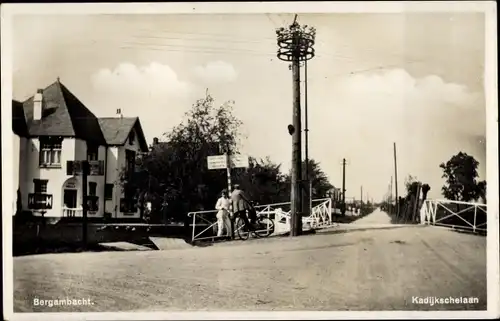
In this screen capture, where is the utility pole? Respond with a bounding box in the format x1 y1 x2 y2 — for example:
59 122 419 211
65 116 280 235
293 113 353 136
361 186 363 204
393 142 399 216
342 158 346 215
277 15 316 236
81 161 89 249
303 58 311 217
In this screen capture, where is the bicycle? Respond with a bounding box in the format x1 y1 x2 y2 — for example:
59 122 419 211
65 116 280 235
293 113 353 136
233 211 275 241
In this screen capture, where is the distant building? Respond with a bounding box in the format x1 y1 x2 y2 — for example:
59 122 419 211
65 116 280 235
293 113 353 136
327 187 341 201
11 79 149 220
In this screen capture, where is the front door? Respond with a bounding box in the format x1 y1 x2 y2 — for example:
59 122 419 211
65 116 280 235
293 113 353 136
63 189 77 208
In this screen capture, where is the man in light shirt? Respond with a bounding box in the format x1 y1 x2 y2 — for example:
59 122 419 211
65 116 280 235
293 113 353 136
215 189 232 237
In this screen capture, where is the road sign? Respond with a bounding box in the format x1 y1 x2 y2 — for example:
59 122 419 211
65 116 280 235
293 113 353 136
207 155 227 170
28 193 53 210
230 154 249 168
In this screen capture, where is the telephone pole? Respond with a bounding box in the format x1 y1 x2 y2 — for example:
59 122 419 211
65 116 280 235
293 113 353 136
277 15 316 236
303 58 311 217
81 161 89 249
393 142 399 216
361 185 363 204
342 158 346 215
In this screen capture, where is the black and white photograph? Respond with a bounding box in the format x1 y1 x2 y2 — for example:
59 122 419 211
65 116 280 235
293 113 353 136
1 2 498 320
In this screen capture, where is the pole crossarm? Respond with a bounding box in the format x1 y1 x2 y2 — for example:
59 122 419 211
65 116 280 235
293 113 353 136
276 24 316 62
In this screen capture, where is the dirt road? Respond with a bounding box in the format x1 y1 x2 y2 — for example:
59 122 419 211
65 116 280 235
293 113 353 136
14 223 486 312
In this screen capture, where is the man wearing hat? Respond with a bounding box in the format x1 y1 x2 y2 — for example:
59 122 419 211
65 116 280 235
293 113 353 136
231 184 258 230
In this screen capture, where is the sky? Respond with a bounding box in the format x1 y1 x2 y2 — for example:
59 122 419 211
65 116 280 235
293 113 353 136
10 12 487 201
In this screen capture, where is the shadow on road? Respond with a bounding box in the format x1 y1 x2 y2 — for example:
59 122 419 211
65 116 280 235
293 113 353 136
317 224 420 236
445 227 486 237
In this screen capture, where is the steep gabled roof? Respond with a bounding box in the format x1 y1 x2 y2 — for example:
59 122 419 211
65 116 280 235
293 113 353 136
20 80 106 145
12 100 29 137
16 79 149 150
98 117 149 152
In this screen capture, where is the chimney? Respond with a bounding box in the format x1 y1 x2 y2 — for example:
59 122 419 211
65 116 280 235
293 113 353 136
33 89 43 120
116 108 123 118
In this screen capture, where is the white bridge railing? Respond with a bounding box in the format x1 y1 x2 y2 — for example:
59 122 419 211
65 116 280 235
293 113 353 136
187 198 336 243
420 199 487 233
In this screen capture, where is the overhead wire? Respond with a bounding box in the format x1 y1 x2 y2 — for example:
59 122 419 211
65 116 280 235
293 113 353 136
55 16 446 80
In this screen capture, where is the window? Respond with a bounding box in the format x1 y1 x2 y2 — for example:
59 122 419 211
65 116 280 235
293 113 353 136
88 182 97 196
87 144 98 161
39 137 62 167
105 184 113 200
125 150 136 177
33 179 48 194
128 130 135 145
87 182 98 213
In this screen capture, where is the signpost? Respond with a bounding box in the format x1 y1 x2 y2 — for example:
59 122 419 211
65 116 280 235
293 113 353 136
229 154 250 168
207 154 249 171
67 160 104 248
207 155 228 170
207 153 249 239
207 153 249 195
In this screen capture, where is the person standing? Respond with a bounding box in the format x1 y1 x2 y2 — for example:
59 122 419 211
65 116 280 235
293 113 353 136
231 184 257 230
215 189 231 237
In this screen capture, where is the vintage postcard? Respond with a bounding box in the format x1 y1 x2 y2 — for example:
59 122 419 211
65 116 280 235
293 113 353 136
1 2 498 320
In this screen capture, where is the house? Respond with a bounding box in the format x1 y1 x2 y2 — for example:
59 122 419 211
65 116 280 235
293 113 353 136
11 79 149 220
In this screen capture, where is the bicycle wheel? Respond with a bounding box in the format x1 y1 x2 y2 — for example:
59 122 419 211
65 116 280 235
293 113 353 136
234 217 250 240
253 216 275 238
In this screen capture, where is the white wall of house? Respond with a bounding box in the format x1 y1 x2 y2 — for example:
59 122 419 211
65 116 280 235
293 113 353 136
86 145 107 217
115 128 143 219
21 137 109 218
23 137 76 217
12 134 20 214
19 137 28 202
105 146 120 217
18 128 145 220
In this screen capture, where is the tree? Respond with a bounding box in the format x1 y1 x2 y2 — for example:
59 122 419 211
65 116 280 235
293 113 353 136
233 156 290 205
301 159 334 199
439 152 481 202
477 180 487 203
121 91 243 221
121 92 336 222
404 174 418 195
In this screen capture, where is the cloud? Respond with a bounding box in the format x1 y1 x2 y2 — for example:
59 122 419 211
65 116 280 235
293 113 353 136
90 62 196 141
326 69 484 141
91 62 192 98
275 69 485 200
193 61 238 84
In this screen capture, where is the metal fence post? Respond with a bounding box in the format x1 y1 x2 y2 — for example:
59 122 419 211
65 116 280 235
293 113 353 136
473 205 477 233
191 213 196 243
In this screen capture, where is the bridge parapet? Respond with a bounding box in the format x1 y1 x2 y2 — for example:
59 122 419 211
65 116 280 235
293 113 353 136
187 198 337 243
420 199 487 234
